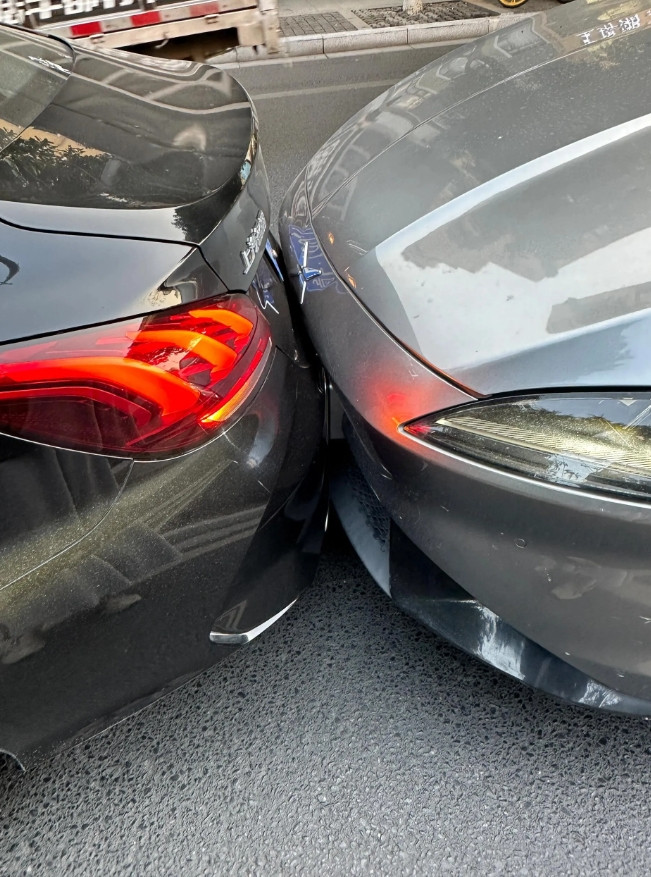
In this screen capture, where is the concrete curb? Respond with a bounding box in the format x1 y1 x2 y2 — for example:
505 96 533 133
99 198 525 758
214 10 532 64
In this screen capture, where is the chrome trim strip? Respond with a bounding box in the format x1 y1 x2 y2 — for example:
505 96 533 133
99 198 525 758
209 599 297 645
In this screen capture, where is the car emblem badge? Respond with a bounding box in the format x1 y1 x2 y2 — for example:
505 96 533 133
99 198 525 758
240 210 267 274
291 241 322 304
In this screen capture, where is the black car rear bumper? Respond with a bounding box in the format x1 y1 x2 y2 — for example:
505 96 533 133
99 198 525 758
0 348 327 763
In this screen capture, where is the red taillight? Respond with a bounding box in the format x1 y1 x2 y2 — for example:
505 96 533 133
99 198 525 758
0 295 271 460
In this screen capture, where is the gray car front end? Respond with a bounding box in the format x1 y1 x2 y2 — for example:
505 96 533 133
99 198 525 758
280 0 651 711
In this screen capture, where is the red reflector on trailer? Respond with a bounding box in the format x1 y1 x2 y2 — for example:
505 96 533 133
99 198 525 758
0 295 271 460
131 10 161 26
70 20 103 36
190 2 220 15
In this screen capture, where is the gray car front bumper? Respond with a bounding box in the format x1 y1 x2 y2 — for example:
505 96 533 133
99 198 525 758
280 169 651 712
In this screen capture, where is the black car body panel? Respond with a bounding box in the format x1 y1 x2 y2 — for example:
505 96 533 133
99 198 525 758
0 30 281 339
0 38 273 292
0 222 193 343
0 339 326 761
0 26 327 762
0 45 253 240
0 237 328 764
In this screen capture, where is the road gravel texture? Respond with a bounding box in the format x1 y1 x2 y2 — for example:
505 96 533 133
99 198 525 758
3 47 651 875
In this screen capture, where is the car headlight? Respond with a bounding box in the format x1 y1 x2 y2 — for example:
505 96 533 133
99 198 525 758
403 394 651 500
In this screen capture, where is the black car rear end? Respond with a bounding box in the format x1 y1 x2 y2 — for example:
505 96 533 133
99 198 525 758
0 26 326 763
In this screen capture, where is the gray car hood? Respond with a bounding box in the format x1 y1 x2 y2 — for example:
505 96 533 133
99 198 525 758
306 0 651 395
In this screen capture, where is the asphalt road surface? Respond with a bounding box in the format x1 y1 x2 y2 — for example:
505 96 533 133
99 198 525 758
235 46 455 224
4 45 651 876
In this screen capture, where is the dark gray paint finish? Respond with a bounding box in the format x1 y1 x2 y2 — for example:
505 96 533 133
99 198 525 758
331 443 651 714
280 95 651 704
330 442 651 716
280 174 474 435
304 0 651 395
346 404 651 702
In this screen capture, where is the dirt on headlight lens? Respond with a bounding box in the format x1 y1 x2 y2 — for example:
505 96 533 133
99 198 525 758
403 394 651 500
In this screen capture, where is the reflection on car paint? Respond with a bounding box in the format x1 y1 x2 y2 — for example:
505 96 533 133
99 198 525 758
0 253 18 284
0 349 326 758
579 8 650 45
280 0 651 713
301 13 651 394
252 255 280 314
286 224 336 300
